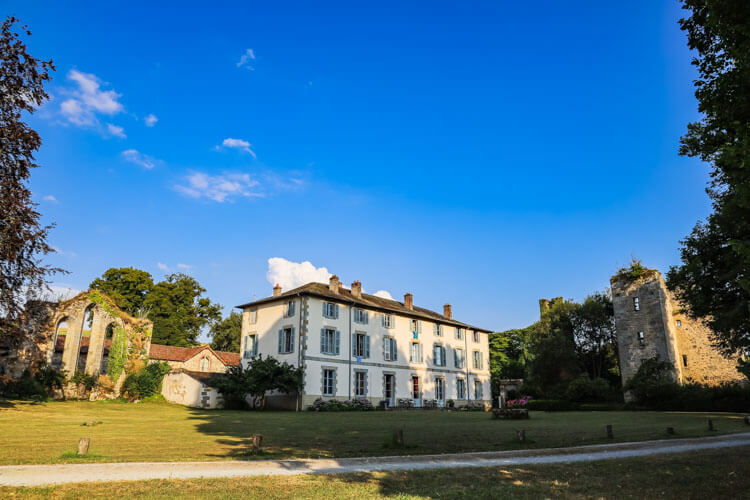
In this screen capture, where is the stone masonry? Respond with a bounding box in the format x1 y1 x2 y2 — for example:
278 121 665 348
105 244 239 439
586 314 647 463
611 269 744 394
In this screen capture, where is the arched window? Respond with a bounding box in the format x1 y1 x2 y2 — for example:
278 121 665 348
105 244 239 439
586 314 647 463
51 318 68 370
75 305 95 373
100 323 116 375
200 356 210 372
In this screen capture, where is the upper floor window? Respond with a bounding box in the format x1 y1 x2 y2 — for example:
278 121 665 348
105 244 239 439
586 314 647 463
455 328 464 341
637 331 645 346
353 333 370 358
244 334 258 359
382 313 395 329
249 309 258 324
434 323 443 336
410 319 421 339
320 328 340 355
278 327 295 354
433 344 446 366
454 348 466 369
383 337 398 361
200 356 210 372
323 302 339 319
354 308 369 324
472 350 483 370
284 300 295 317
676 319 682 327
472 331 479 343
633 297 640 311
410 342 423 363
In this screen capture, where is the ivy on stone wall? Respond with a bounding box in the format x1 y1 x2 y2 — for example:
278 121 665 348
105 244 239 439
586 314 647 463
106 325 128 383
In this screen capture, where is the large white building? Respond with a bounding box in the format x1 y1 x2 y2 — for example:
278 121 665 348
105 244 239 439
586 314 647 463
237 275 492 410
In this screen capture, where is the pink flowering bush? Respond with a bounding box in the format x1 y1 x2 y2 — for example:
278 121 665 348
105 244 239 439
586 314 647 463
505 395 532 408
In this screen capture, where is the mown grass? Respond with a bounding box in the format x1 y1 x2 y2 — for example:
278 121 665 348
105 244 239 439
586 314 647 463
0 399 747 465
3 446 749 499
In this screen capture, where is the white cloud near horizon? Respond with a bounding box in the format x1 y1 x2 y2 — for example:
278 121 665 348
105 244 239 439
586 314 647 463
60 70 124 127
157 262 169 271
373 290 394 300
175 172 262 202
177 263 192 271
236 48 255 70
107 123 126 138
121 149 159 169
266 257 331 290
218 137 257 158
144 114 158 127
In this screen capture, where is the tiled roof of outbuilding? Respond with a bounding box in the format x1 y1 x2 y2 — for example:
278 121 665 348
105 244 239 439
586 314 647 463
148 344 240 366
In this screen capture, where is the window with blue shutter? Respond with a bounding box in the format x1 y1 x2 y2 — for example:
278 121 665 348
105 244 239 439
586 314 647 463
279 327 294 354
335 330 340 355
353 333 369 358
285 300 295 317
278 329 283 353
321 328 339 355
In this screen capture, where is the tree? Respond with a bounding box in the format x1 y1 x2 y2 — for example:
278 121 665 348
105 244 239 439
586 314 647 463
488 327 531 398
571 291 618 381
212 355 304 410
209 311 242 352
89 267 154 317
144 273 221 347
0 17 62 342
666 1 750 355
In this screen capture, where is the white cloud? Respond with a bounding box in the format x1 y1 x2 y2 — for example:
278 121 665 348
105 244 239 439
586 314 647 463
157 262 169 271
43 195 58 203
107 123 126 138
60 70 124 127
266 257 331 291
177 263 192 270
144 114 158 127
51 246 77 258
236 48 255 70
121 149 159 169
175 171 262 202
218 137 257 158
374 290 394 300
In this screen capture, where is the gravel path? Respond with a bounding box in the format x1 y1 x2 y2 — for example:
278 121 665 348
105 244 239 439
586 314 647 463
2 432 749 487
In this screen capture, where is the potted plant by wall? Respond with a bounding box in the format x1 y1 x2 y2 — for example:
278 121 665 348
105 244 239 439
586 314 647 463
447 399 455 409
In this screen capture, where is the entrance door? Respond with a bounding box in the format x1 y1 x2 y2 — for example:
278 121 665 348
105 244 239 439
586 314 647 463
384 374 395 407
435 377 445 407
411 376 421 408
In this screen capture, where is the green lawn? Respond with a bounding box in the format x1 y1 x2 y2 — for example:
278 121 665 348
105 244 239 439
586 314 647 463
3 446 749 499
0 399 747 465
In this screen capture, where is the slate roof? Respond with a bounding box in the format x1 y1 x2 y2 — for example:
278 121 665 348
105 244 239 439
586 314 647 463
148 344 240 367
236 282 492 333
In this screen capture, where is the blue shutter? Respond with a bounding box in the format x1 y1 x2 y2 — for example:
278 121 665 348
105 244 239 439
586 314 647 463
392 339 397 361
278 329 283 353
320 328 326 354
289 301 295 316
335 330 340 355
252 336 258 356
453 347 457 367
364 311 369 324
334 304 339 319
352 333 357 356
365 335 370 358
323 302 327 317
289 327 295 352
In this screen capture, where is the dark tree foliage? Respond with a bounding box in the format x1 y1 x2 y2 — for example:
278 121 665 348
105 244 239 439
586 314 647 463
209 311 242 352
571 291 618 381
488 327 530 397
667 1 750 354
526 299 581 392
212 355 304 410
89 267 154 317
0 17 63 342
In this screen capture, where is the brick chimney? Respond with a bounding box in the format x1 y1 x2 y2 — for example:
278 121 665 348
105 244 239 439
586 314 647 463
351 280 362 299
329 275 340 294
273 284 282 297
404 293 413 310
443 304 452 319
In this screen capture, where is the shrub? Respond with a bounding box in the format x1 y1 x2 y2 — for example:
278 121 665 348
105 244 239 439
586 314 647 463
565 375 616 402
624 356 678 405
458 401 486 411
33 363 65 393
308 398 374 411
527 399 578 411
121 362 170 401
506 395 532 408
70 371 98 391
0 370 47 399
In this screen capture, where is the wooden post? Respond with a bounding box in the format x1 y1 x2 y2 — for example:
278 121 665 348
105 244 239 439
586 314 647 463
666 427 675 435
77 438 90 456
393 429 404 447
606 424 613 439
708 419 714 431
517 429 526 442
252 434 263 453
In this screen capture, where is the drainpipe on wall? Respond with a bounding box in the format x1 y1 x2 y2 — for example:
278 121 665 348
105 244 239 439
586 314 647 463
348 303 352 400
465 327 470 402
296 293 303 412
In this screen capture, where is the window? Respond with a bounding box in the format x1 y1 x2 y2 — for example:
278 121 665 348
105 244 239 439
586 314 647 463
354 308 369 324
411 376 420 399
676 320 682 327
456 378 466 400
638 331 645 346
323 302 339 319
434 323 443 336
322 368 336 396
353 333 370 358
472 331 479 343
682 355 688 367
633 297 640 311
455 327 464 340
454 348 465 369
383 337 398 361
354 371 367 397
410 319 421 339
278 327 295 353
472 350 483 370
200 356 210 372
320 328 340 355
435 377 445 401
382 313 395 329
244 334 258 359
474 380 483 400
410 342 423 363
433 344 446 366
284 300 295 317
249 309 257 324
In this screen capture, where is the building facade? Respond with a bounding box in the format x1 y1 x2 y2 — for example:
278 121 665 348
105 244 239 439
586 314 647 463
237 276 492 410
611 268 744 396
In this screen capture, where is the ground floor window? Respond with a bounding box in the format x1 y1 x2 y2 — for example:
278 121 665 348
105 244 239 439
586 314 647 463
435 377 445 401
354 370 367 397
456 378 465 400
474 380 483 400
384 374 395 403
412 376 420 399
322 368 336 396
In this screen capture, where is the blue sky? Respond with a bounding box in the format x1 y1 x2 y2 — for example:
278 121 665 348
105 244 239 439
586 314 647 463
9 1 708 334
